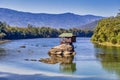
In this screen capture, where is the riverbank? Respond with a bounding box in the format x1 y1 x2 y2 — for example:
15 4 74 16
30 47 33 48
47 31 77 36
0 40 10 44
92 41 120 47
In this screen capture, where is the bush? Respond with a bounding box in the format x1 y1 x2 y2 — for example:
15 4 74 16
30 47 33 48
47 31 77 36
111 38 117 44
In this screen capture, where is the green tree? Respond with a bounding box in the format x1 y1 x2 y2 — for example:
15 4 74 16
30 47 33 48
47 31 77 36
91 16 120 45
0 33 6 40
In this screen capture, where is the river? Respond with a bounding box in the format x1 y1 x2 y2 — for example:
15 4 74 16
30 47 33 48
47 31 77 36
0 38 120 80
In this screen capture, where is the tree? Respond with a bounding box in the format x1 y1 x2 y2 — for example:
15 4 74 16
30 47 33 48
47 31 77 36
0 33 6 40
117 9 120 16
91 16 120 45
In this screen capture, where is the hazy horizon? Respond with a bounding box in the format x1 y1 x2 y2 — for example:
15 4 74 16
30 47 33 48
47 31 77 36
0 0 120 17
0 7 105 17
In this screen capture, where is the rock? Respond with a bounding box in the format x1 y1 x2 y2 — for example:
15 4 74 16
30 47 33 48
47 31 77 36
39 54 74 64
42 45 47 47
17 50 21 52
48 44 75 57
24 59 37 61
39 58 58 64
24 59 29 61
56 51 62 55
30 59 37 61
72 52 76 56
64 54 72 57
56 55 62 58
20 45 26 48
35 44 39 47
64 51 71 55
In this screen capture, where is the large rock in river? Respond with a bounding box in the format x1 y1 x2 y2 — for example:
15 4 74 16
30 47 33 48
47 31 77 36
48 44 76 56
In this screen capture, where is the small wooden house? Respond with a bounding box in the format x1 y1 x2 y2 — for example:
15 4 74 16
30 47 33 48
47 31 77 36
59 33 76 44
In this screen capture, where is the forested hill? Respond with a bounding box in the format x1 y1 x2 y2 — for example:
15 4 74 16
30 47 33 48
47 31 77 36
0 8 103 29
91 16 120 46
0 21 93 39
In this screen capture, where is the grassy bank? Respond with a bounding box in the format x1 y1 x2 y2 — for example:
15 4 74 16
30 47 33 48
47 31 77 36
92 41 120 47
0 40 10 44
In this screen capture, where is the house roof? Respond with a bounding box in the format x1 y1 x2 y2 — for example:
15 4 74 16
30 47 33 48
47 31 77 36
59 33 75 37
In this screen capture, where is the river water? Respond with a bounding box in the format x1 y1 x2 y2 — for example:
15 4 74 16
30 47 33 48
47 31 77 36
0 38 120 80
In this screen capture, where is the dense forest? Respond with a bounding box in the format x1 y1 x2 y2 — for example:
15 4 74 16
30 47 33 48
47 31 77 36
0 21 93 39
91 16 120 45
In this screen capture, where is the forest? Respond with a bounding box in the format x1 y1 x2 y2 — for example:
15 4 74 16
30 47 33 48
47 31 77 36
0 21 93 39
91 16 120 45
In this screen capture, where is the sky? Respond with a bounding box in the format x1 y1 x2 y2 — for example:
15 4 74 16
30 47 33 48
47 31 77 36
0 0 120 17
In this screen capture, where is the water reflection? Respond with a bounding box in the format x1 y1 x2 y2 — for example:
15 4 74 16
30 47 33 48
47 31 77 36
39 54 76 73
60 62 76 73
94 44 120 78
0 48 6 59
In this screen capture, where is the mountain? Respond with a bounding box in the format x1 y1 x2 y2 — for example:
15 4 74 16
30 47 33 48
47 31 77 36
0 8 103 28
80 20 99 30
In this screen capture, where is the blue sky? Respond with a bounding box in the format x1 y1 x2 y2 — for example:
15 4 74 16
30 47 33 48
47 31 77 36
0 0 120 17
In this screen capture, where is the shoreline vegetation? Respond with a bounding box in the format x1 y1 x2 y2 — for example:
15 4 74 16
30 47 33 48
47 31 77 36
92 41 120 47
0 21 93 40
91 16 120 47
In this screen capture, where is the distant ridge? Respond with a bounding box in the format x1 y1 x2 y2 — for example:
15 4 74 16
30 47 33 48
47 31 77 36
80 20 99 30
0 8 103 29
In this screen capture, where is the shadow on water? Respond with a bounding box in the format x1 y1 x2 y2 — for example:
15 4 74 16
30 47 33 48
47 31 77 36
39 54 76 74
94 44 120 78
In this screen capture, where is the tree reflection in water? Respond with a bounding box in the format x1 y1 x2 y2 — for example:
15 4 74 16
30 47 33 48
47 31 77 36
94 44 120 77
39 54 76 73
60 62 76 74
